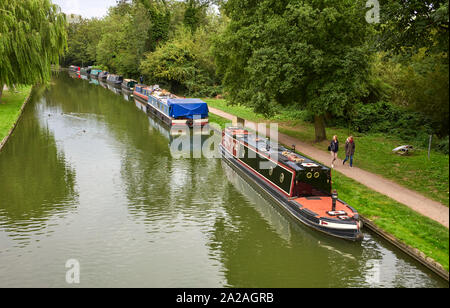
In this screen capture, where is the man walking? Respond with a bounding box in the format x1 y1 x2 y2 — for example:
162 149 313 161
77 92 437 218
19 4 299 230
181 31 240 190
343 136 355 168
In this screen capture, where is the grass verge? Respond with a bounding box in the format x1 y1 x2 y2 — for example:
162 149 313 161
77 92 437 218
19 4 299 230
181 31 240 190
333 170 449 272
0 86 33 142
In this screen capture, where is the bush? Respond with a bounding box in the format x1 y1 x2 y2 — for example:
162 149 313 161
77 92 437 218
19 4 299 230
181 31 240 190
140 26 219 97
436 136 449 154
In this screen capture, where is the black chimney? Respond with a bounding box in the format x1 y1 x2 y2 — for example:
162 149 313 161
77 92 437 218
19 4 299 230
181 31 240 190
331 190 338 211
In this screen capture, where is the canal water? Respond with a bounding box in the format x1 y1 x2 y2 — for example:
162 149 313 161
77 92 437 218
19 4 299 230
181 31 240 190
0 73 447 287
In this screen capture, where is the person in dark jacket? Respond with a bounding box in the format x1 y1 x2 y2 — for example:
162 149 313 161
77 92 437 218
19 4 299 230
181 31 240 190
330 135 339 168
343 136 355 167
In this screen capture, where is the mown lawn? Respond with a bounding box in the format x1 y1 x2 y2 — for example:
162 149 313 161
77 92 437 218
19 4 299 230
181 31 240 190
204 98 450 206
0 86 32 142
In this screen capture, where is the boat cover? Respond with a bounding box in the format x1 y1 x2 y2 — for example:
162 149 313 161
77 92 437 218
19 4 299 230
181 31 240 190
167 99 209 119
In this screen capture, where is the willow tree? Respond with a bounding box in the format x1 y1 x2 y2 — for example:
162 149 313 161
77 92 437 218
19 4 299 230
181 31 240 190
214 0 373 141
0 0 67 103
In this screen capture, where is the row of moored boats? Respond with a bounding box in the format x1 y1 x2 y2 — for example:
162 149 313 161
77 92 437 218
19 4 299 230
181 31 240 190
69 65 209 128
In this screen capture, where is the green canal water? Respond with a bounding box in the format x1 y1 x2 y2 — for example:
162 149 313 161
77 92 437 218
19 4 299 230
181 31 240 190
0 73 447 287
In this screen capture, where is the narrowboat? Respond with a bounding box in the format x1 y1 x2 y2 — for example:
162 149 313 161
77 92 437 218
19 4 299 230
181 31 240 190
90 69 102 79
219 127 363 241
80 67 91 76
147 89 209 127
69 65 80 73
121 79 138 92
106 74 123 85
133 84 152 103
98 71 109 80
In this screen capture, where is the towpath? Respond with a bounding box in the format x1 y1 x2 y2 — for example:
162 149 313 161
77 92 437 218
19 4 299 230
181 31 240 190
209 107 450 228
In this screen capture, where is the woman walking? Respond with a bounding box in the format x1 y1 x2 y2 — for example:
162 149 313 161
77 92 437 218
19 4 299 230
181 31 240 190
343 136 355 167
329 135 339 168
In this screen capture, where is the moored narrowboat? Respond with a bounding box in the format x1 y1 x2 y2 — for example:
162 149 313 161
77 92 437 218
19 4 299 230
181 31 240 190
219 127 363 241
98 71 109 80
147 90 209 127
90 69 102 79
106 74 123 85
133 84 152 103
69 65 81 73
80 67 91 76
121 79 138 92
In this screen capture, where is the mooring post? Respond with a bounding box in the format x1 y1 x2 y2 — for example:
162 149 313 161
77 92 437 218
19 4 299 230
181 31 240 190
428 135 432 160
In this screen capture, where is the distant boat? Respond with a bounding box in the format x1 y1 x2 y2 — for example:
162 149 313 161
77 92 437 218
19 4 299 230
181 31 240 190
121 79 138 92
68 65 80 73
90 69 102 79
98 71 109 80
80 67 91 76
106 74 123 85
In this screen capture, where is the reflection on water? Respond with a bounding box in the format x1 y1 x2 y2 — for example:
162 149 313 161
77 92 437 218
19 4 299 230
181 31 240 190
0 72 446 287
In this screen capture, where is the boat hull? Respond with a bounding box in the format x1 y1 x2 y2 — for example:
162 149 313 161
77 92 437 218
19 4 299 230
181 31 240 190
220 144 363 241
146 101 209 128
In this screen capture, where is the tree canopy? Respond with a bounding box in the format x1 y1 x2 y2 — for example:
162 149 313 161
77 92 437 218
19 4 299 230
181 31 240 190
214 0 373 141
0 0 67 101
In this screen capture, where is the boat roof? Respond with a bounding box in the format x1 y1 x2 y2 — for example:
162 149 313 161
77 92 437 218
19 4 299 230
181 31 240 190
225 127 329 171
123 79 137 83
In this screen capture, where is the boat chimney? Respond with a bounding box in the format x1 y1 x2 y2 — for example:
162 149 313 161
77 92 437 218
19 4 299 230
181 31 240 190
331 190 338 211
292 144 296 152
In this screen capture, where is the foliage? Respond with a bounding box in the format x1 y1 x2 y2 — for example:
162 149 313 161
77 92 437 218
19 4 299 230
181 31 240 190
370 51 449 137
140 26 220 96
214 0 374 141
0 0 67 101
0 86 32 141
377 0 449 57
138 0 172 52
96 2 152 77
62 17 104 67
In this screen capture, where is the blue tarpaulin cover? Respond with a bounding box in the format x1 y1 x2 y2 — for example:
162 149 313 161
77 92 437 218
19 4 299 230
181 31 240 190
167 99 209 119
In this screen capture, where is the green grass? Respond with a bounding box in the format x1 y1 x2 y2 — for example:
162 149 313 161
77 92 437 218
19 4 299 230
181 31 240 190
332 170 449 272
0 86 32 142
206 106 450 272
204 98 450 206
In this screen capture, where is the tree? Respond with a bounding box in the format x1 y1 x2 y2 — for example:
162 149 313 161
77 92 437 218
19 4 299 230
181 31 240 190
378 0 449 57
214 0 373 141
183 0 213 32
96 1 151 77
376 1 449 137
62 17 104 67
138 0 172 51
0 0 67 102
140 26 219 96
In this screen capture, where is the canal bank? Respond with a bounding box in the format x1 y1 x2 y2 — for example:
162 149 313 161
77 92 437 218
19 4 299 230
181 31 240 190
0 73 447 287
0 85 33 152
206 110 449 281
